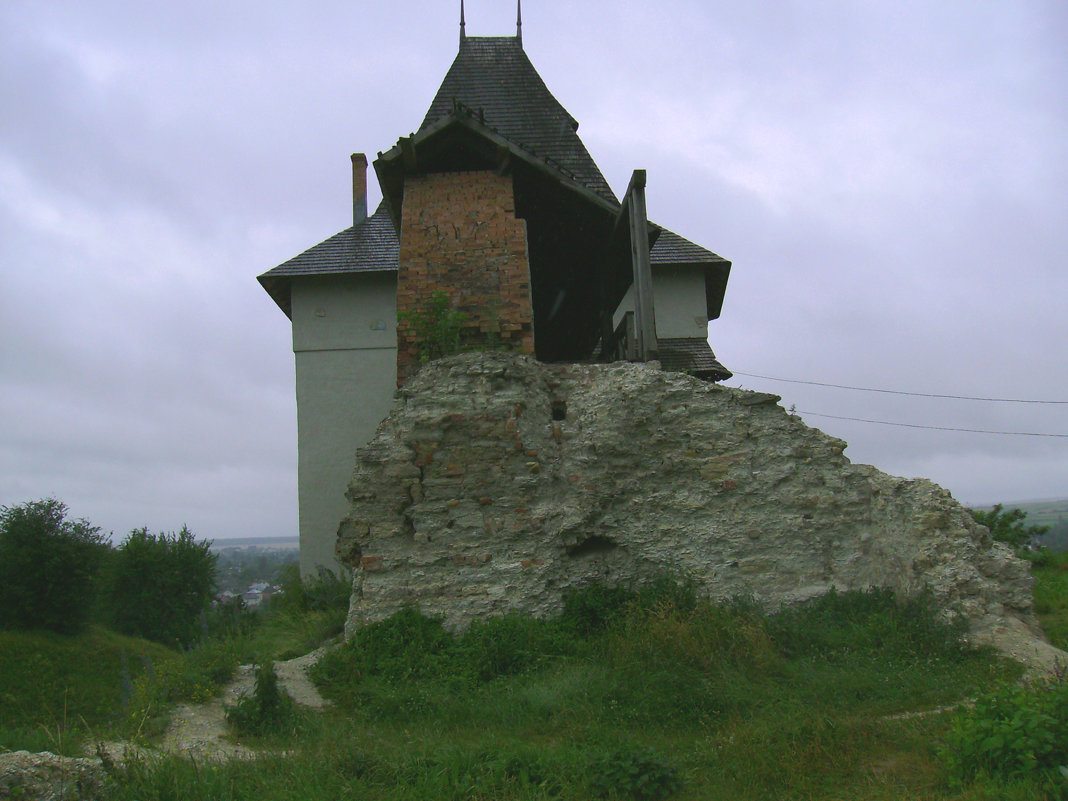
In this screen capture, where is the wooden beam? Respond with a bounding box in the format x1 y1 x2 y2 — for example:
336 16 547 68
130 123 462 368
494 143 512 176
400 136 418 173
626 169 656 361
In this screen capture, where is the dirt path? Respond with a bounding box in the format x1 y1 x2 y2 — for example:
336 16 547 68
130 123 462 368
97 647 331 762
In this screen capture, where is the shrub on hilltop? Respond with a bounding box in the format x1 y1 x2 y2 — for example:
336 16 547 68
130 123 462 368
104 526 217 648
970 503 1049 549
0 498 109 635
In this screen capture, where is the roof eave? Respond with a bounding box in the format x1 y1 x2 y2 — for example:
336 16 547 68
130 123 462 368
704 259 731 321
257 274 293 319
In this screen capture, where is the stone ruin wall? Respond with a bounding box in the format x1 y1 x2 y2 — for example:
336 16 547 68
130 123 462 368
336 351 1041 650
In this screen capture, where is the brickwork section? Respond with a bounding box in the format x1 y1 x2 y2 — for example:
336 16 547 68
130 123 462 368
396 171 534 385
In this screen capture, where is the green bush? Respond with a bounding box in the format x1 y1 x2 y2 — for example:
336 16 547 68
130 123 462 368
587 744 683 800
608 597 778 676
104 526 217 648
559 583 635 637
315 607 458 687
0 499 109 635
768 587 967 661
202 595 258 642
271 564 351 614
316 605 578 695
225 661 299 738
941 675 1068 787
970 503 1049 549
457 612 573 682
398 290 470 363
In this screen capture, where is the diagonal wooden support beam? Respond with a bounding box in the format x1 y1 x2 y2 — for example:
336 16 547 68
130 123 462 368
625 169 657 361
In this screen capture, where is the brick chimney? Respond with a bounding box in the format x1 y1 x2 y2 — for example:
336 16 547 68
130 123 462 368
351 153 368 226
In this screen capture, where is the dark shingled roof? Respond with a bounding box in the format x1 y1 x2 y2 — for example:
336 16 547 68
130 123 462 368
421 36 618 206
262 202 397 278
650 227 728 265
257 202 398 316
657 337 732 382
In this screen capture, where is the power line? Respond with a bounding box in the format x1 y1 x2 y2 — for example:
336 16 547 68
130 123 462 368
732 371 1067 404
795 410 1068 438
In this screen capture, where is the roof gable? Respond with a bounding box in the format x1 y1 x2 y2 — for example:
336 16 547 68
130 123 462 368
421 36 617 206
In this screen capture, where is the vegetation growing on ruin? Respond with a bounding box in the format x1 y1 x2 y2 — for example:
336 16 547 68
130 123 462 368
398 290 472 363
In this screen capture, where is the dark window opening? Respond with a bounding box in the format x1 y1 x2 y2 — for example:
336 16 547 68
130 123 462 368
567 535 619 558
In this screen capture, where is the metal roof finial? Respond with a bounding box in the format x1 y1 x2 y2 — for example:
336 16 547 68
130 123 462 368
516 0 523 45
460 0 466 44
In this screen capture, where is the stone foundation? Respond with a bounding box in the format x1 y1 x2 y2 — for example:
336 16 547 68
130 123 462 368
337 352 1040 652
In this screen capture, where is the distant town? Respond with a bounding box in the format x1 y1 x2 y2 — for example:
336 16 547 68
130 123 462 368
209 536 299 551
210 539 300 601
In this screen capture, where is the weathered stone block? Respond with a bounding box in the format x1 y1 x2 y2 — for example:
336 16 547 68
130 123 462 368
335 352 1053 670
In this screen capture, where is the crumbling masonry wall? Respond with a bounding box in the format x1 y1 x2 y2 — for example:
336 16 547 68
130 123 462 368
337 352 1041 653
395 171 534 385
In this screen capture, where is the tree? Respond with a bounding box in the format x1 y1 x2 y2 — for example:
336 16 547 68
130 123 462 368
104 526 217 648
970 504 1049 549
0 498 109 635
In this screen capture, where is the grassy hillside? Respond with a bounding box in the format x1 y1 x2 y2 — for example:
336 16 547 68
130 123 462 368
1032 550 1068 651
1026 500 1068 551
7 570 1068 799
102 583 1068 800
0 625 246 756
972 498 1066 526
0 627 175 754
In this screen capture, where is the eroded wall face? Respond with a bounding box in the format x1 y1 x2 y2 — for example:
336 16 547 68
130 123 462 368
396 171 534 385
337 352 1037 649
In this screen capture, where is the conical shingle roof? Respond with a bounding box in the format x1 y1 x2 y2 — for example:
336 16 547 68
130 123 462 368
421 36 618 206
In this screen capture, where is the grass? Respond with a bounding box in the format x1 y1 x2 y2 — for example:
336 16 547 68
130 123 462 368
1013 500 1068 532
0 624 251 754
1031 550 1068 651
241 564 350 661
0 626 175 755
101 583 1044 800
9 573 1068 799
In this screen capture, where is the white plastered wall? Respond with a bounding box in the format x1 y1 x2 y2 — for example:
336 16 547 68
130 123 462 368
613 264 709 338
291 271 397 577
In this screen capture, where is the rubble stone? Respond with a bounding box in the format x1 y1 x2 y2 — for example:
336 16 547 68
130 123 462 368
0 751 104 801
337 352 1044 658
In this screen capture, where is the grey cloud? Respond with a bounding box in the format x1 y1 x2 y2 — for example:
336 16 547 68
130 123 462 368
1 0 1064 544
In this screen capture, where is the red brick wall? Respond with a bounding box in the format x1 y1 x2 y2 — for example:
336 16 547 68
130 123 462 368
396 170 534 384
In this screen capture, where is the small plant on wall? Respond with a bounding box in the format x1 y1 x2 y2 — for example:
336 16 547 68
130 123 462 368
399 290 470 363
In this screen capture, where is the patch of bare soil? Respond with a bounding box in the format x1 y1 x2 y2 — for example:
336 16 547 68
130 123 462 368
95 646 332 763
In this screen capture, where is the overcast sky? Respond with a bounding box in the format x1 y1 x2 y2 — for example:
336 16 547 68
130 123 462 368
2 0 1065 542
